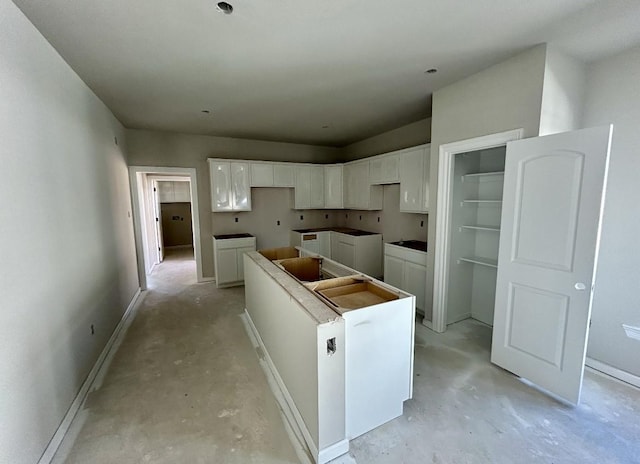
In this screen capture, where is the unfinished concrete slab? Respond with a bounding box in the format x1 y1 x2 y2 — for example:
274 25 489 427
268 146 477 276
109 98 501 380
55 248 640 464
54 248 300 464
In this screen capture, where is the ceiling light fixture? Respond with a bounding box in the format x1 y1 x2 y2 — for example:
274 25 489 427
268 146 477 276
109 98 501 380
201 109 211 114
425 68 438 74
322 125 329 129
217 2 233 14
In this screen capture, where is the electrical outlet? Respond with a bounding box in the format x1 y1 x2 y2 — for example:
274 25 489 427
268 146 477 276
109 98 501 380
300 215 304 220
421 220 424 227
235 217 238 223
91 324 95 335
325 214 329 219
359 215 362 220
277 220 280 225
377 216 380 222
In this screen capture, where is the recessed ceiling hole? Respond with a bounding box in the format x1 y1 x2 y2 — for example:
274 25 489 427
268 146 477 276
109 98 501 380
322 125 329 129
217 2 233 14
201 109 211 114
425 68 438 74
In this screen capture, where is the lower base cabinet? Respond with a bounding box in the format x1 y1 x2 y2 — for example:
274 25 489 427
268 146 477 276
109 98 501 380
384 243 427 312
213 234 256 288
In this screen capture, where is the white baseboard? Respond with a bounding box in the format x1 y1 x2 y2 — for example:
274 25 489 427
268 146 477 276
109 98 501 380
242 309 339 464
586 357 640 389
319 439 350 464
198 276 216 283
421 318 433 330
37 288 145 464
165 244 194 250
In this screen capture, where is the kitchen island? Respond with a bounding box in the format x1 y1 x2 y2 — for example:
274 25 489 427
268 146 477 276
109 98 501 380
243 249 415 464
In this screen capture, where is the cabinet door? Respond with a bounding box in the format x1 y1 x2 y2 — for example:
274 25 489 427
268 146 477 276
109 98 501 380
231 162 251 211
384 254 405 289
399 148 424 212
310 166 325 208
331 232 340 261
404 261 426 311
324 165 343 209
371 154 399 184
422 146 430 211
343 164 355 208
294 165 311 209
216 248 238 284
274 164 295 187
173 181 191 202
348 161 369 209
250 163 274 187
210 162 233 211
338 241 356 268
318 231 332 258
236 246 254 282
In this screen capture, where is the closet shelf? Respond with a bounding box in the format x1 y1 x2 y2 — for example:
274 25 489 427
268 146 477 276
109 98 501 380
458 256 498 268
461 199 502 204
463 171 505 179
461 225 500 232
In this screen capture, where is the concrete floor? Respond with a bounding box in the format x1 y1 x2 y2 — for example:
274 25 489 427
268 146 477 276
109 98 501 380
55 248 640 464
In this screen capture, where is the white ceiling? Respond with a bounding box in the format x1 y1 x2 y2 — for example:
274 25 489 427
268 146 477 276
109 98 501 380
13 0 640 146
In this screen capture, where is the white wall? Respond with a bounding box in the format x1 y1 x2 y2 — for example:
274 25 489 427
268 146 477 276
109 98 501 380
341 118 431 161
539 46 586 135
126 129 341 278
0 1 139 462
582 46 640 378
425 44 548 319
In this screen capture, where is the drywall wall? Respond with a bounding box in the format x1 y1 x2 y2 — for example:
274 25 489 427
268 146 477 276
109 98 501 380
0 1 139 462
161 203 193 247
342 118 431 161
582 45 640 378
213 188 344 250
539 46 586 135
425 44 548 320
126 129 341 278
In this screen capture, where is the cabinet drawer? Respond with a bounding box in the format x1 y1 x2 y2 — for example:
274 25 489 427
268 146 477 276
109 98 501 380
384 243 427 266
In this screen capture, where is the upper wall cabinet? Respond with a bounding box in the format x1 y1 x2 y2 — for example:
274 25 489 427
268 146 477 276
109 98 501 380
399 144 430 213
250 162 295 187
370 152 400 184
209 159 252 212
343 160 383 210
294 165 324 209
324 164 343 209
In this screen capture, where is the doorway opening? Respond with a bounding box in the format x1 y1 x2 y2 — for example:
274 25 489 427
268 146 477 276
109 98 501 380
129 167 204 290
432 129 523 333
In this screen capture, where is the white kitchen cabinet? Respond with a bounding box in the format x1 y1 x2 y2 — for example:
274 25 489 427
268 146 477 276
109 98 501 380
343 160 382 210
251 162 295 187
331 232 383 278
294 165 324 209
384 242 428 312
213 234 256 287
370 152 400 184
250 163 274 187
290 230 331 257
324 164 343 209
274 163 295 187
209 159 252 212
399 144 430 213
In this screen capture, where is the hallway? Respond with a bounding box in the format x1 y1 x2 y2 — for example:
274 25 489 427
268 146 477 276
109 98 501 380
54 249 300 463
54 250 640 464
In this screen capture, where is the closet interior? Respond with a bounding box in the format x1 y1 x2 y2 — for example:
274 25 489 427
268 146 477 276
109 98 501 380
446 145 506 327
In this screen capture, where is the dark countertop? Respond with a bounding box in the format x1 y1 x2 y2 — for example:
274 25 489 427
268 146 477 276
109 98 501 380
214 233 254 239
389 240 428 252
292 227 379 236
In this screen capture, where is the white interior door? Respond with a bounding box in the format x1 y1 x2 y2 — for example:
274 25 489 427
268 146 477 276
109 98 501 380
152 180 165 263
491 125 612 405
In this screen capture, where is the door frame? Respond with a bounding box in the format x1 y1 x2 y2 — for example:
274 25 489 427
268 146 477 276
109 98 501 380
129 166 206 289
431 129 523 333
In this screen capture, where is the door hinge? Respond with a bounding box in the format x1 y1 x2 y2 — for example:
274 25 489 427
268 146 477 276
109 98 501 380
158 247 161 251
156 217 159 222
153 187 156 192
589 319 592 328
